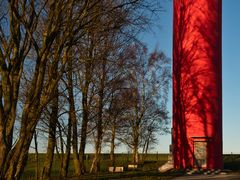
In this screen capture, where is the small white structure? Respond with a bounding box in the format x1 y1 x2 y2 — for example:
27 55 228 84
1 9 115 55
128 164 138 169
108 167 114 172
158 155 174 173
108 166 124 172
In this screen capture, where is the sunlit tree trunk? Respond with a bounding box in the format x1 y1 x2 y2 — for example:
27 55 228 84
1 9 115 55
34 132 39 180
4 110 40 180
67 60 81 175
90 60 106 173
90 106 103 173
79 59 92 174
132 124 140 164
79 92 89 174
41 88 58 180
60 117 71 178
110 121 116 165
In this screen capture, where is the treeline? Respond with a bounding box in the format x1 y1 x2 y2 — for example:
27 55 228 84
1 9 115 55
0 0 170 179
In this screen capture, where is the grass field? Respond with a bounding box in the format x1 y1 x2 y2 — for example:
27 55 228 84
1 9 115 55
223 154 240 170
22 153 240 179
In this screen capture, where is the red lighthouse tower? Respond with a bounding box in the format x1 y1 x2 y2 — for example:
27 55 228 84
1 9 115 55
173 0 222 169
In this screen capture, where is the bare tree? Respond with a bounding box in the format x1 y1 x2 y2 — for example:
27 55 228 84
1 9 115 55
40 89 58 180
0 0 94 178
67 55 81 175
106 88 132 165
0 0 166 178
119 44 171 164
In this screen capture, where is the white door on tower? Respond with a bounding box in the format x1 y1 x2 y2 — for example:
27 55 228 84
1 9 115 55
194 141 207 168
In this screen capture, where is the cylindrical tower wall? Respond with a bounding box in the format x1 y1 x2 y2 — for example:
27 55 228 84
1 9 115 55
173 0 222 169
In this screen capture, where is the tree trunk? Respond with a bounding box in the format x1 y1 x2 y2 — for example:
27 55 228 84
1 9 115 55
90 125 103 173
60 117 71 178
110 123 116 166
41 89 58 180
90 145 102 173
90 114 103 173
79 117 87 174
0 127 7 177
79 92 89 174
132 146 139 164
133 126 139 164
34 132 39 180
67 61 81 176
90 65 105 173
144 139 150 161
0 63 22 178
4 122 36 180
55 126 63 177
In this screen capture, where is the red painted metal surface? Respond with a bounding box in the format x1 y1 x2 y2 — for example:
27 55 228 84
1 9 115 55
173 0 222 169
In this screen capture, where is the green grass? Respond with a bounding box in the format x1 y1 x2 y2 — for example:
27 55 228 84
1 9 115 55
22 153 240 179
22 153 169 179
223 154 240 171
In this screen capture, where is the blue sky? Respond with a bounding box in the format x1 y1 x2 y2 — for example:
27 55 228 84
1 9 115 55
140 0 240 154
